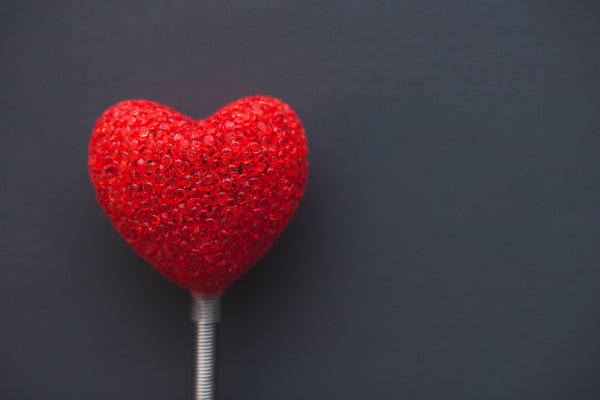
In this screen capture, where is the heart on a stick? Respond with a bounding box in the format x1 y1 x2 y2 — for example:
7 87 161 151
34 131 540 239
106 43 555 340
88 96 308 295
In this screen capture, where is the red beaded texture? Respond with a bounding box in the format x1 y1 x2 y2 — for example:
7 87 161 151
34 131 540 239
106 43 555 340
88 96 308 295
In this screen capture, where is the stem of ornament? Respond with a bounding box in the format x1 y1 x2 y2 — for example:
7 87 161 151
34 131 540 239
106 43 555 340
190 293 221 400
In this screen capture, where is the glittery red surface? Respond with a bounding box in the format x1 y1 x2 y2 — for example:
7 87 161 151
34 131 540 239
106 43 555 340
88 96 308 295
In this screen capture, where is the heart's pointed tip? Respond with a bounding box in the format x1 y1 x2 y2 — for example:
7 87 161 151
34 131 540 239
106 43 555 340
88 96 308 292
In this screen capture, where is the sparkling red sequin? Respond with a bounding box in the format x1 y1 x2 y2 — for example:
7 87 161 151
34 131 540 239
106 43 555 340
88 96 309 295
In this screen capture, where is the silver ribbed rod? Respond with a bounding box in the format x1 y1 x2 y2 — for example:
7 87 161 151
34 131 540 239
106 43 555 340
190 293 221 400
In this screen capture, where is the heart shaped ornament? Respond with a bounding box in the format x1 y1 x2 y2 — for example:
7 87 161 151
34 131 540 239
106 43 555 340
89 96 308 296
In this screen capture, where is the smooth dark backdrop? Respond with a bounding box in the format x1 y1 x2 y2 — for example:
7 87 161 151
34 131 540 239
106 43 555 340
2 1 600 399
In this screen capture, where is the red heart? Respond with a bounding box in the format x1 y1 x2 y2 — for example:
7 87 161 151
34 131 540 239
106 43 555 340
88 96 308 295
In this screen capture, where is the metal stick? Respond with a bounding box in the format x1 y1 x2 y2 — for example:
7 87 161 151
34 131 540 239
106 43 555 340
190 293 221 400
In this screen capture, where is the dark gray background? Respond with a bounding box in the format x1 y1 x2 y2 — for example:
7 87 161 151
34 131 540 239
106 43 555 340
1 1 599 399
